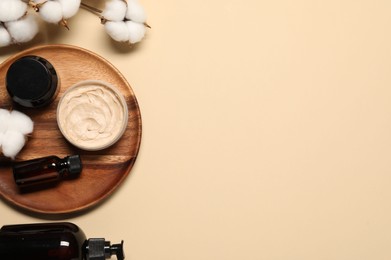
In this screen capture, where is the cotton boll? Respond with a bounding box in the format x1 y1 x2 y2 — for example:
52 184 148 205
39 1 63 23
105 21 130 42
0 25 12 47
125 0 146 23
38 1 62 23
0 0 28 22
58 0 81 19
0 109 10 133
6 14 39 43
102 0 127 22
126 20 146 44
1 131 25 159
0 109 33 159
8 110 34 135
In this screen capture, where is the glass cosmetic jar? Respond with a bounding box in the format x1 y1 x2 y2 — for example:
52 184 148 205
6 55 59 108
57 80 128 151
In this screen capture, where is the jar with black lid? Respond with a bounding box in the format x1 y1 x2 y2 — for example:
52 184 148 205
6 55 59 108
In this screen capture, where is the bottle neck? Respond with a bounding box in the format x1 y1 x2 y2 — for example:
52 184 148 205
57 157 69 169
58 155 82 178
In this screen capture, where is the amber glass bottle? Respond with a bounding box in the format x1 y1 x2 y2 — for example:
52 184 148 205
0 222 124 260
12 155 82 190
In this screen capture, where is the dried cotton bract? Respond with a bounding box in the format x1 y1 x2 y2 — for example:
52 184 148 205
0 109 34 159
103 0 148 44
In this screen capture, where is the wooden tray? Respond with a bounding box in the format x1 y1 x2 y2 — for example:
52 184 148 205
0 44 142 215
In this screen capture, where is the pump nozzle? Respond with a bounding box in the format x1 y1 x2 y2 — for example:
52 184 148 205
106 240 125 260
85 238 125 260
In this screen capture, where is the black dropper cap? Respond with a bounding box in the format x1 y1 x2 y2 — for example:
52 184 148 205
66 155 82 178
85 238 125 260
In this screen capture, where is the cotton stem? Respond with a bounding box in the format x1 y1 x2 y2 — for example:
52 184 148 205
80 2 103 15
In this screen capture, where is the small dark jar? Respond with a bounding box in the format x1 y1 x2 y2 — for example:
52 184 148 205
6 55 59 108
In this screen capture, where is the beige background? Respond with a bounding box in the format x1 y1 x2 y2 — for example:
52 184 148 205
2 0 391 259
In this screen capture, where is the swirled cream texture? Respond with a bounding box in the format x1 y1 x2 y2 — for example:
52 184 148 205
57 81 128 150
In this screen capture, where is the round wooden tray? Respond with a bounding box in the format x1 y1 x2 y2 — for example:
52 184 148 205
0 44 142 215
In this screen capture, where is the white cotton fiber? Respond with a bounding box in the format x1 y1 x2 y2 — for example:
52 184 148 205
0 0 28 22
0 133 4 148
39 1 63 23
105 21 130 42
126 20 145 44
58 0 81 18
1 131 25 159
125 0 146 23
102 0 127 22
6 14 38 43
8 110 34 135
0 109 10 133
0 25 12 47
0 109 34 159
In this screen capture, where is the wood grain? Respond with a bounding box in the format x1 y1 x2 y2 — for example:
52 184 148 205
0 45 142 214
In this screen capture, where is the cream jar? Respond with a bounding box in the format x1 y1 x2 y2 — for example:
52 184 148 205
6 55 59 108
57 80 128 151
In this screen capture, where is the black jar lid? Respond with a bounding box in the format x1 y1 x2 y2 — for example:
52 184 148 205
6 55 58 108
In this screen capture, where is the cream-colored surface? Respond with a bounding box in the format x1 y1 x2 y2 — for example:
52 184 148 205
57 80 127 150
2 0 391 259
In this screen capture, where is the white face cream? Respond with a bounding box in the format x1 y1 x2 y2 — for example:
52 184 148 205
57 80 128 151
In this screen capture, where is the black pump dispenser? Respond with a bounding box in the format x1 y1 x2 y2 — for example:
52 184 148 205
85 238 125 260
0 222 124 260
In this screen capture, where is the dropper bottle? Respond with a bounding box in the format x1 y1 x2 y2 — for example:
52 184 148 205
12 155 82 190
0 222 124 260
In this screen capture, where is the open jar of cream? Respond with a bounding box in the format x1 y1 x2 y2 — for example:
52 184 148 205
57 80 128 151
